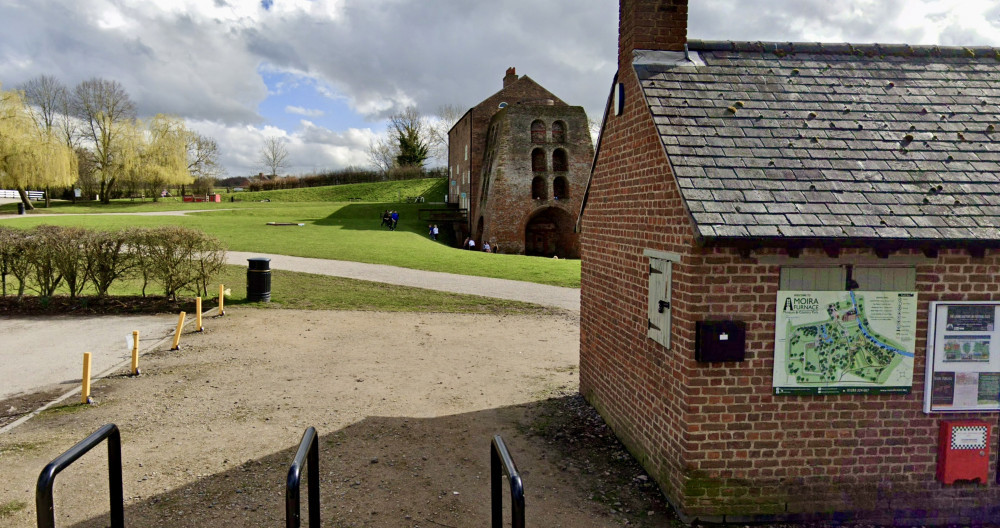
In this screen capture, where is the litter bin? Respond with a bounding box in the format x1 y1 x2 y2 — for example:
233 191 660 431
246 257 271 302
17 202 25 215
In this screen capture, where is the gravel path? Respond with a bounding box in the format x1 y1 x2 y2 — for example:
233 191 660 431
226 251 581 312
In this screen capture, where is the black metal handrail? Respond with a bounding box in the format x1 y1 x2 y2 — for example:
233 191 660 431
491 435 525 528
36 423 124 528
286 426 320 528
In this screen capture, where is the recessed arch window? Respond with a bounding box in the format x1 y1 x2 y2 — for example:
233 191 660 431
530 120 546 143
553 176 569 200
551 121 566 143
531 148 546 172
552 148 568 172
532 176 547 200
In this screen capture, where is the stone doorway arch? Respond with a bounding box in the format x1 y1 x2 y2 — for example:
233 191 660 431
524 207 577 258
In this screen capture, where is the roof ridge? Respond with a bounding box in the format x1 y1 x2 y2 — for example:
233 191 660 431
687 39 1000 59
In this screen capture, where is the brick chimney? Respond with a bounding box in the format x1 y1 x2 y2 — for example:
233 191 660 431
619 0 688 68
503 67 518 87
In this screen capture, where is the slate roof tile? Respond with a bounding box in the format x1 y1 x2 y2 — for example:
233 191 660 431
644 40 1000 242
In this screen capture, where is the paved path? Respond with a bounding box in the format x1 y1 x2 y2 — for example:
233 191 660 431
226 251 581 312
0 208 224 218
0 315 177 400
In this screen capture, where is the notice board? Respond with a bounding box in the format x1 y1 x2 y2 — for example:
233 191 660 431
773 290 917 395
925 301 1000 413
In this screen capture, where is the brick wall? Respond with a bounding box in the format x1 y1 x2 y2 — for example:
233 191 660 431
477 104 592 256
448 111 472 212
580 63 1000 523
619 0 688 67
448 73 565 240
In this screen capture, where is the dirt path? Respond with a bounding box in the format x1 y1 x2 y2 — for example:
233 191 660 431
226 251 581 312
0 309 671 527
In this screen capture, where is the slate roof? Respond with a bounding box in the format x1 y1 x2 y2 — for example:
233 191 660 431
640 40 1000 246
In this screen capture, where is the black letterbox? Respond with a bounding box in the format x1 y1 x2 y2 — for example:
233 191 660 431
695 320 746 362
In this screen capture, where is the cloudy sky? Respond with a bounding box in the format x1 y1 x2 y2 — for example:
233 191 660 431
2 0 999 178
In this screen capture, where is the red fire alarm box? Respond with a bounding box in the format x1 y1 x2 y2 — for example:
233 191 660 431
937 420 991 485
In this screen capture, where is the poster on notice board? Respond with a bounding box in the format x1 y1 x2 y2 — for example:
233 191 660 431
924 301 1000 413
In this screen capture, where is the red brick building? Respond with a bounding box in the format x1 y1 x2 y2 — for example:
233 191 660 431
448 69 593 256
579 0 1000 523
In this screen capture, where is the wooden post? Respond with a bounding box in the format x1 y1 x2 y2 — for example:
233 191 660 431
218 284 225 316
81 353 92 404
196 297 203 332
131 331 140 375
171 311 186 351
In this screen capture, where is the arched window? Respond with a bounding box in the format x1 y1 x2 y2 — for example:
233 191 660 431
552 148 568 172
553 176 569 200
532 176 547 200
531 148 546 172
551 121 566 143
530 120 546 143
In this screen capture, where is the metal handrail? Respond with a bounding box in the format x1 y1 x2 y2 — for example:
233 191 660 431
36 423 124 528
286 426 320 528
491 435 525 528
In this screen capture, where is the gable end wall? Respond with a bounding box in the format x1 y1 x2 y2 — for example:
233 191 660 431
581 67 1000 523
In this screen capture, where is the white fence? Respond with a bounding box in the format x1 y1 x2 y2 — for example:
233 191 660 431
0 190 44 200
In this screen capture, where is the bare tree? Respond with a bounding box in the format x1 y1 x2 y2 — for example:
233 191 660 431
186 132 222 179
426 104 464 162
367 134 396 174
258 136 288 177
19 75 66 134
19 75 74 206
72 78 137 203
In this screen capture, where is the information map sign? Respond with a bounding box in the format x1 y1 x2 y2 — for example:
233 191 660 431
925 302 1000 413
773 290 917 395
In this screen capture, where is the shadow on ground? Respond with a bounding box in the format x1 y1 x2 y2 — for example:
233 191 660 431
315 203 452 235
65 395 673 528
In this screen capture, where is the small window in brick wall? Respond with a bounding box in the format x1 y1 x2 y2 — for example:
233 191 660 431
553 176 568 200
531 120 545 143
552 148 568 172
645 249 681 348
552 121 566 143
531 148 546 172
532 176 547 200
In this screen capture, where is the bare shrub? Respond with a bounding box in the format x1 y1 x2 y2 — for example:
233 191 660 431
134 226 227 301
24 226 64 297
0 227 28 296
46 226 91 298
86 228 139 297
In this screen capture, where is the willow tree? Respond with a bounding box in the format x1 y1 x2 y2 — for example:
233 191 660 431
0 88 77 210
116 115 192 201
142 115 192 200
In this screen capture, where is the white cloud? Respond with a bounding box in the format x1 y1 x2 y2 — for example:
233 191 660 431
285 105 324 117
3 0 998 176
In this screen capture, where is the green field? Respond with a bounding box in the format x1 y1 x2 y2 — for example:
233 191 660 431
0 179 582 288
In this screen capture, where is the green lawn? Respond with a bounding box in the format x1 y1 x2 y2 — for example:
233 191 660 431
0 179 582 288
213 265 551 314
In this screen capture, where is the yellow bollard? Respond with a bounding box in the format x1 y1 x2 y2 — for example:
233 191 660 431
81 352 92 404
218 284 225 316
131 331 140 375
171 311 186 351
196 297 203 332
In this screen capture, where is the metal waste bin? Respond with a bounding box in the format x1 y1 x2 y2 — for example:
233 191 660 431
246 257 271 302
17 202 25 215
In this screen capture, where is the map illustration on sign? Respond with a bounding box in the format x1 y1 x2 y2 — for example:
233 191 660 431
773 291 917 395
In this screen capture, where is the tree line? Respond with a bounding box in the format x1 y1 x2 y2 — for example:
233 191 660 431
0 75 221 209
